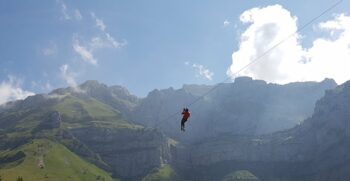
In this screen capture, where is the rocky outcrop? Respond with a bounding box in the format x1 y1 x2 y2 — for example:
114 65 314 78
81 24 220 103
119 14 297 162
33 111 61 132
0 151 25 165
70 127 171 180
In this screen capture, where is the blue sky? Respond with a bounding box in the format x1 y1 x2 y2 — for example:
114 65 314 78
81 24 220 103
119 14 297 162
0 0 349 103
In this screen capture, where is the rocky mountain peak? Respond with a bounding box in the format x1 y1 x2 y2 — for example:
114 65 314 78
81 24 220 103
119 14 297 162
80 80 108 90
234 76 266 85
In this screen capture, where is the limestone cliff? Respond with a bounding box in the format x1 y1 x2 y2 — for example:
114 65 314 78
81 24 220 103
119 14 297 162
132 77 337 143
177 80 350 181
70 127 172 180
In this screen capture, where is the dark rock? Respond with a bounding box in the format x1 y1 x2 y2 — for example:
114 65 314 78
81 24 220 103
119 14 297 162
70 127 171 180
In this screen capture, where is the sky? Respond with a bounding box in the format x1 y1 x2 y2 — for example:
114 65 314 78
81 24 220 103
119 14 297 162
0 0 349 104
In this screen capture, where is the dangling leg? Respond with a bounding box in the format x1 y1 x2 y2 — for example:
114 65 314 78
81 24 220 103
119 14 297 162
183 119 187 131
181 119 185 131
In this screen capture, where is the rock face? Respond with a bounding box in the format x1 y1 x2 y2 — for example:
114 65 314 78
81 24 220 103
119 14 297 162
34 111 61 132
70 127 171 180
132 77 337 143
177 80 350 181
80 80 140 114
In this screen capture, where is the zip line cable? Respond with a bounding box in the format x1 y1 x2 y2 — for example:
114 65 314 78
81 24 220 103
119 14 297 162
156 0 343 127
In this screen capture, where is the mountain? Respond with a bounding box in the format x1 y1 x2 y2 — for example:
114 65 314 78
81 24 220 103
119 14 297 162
51 80 139 118
132 77 337 142
179 80 350 181
1 77 348 181
0 82 172 181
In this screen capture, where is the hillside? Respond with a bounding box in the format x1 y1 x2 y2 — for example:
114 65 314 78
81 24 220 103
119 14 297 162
0 139 115 181
0 82 172 181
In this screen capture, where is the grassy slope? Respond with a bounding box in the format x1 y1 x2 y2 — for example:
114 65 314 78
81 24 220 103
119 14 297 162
142 165 178 181
222 170 259 181
54 95 142 129
0 139 118 181
0 94 145 180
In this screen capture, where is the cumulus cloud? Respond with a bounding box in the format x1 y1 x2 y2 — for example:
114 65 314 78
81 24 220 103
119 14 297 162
188 63 214 80
73 39 97 65
0 76 34 105
304 14 350 83
227 5 350 84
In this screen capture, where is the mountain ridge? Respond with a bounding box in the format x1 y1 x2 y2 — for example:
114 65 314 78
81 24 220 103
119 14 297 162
1 77 347 181
183 80 350 181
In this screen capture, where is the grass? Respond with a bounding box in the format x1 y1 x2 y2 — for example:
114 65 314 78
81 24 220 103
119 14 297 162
54 95 117 118
142 164 178 181
54 95 141 129
222 170 259 181
0 93 145 181
0 139 118 181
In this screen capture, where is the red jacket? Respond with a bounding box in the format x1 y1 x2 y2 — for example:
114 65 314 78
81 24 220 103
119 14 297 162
182 111 191 119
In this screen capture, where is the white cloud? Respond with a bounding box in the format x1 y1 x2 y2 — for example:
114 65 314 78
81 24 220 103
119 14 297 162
185 62 214 80
304 14 350 83
60 64 85 93
73 39 97 65
91 12 106 31
58 0 70 20
224 20 230 27
60 64 77 87
227 5 350 84
91 12 126 48
0 76 34 105
89 36 108 49
71 13 126 65
192 63 214 80
106 33 123 48
57 0 82 21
